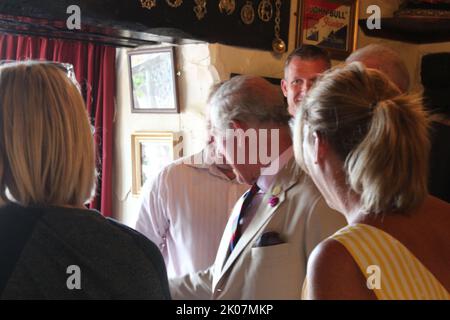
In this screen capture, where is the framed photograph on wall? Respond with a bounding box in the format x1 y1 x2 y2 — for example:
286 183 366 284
128 47 179 113
296 0 359 60
131 132 182 195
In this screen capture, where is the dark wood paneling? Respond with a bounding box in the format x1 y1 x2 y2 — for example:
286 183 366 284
0 0 291 50
359 17 450 44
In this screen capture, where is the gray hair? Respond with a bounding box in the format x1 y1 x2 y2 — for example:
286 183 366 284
346 44 410 93
209 75 290 132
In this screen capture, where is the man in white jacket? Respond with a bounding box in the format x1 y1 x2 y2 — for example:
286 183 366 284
170 75 346 299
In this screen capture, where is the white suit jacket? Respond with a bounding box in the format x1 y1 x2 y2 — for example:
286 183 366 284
170 158 346 299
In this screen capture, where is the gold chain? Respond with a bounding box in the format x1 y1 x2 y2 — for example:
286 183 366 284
272 0 286 54
274 0 281 38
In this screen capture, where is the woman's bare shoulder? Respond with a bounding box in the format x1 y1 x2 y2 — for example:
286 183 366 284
306 237 377 300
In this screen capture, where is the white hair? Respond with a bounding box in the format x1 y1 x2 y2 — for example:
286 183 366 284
209 75 290 132
346 44 410 93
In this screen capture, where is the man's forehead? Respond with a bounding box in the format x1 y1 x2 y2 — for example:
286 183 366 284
286 57 329 78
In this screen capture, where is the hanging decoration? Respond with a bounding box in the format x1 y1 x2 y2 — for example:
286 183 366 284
258 0 273 22
166 0 183 7
140 0 156 10
272 0 286 54
219 0 236 15
137 0 287 53
194 0 207 20
241 1 255 25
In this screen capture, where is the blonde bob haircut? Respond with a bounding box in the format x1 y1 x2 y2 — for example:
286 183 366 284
294 62 430 214
0 61 96 207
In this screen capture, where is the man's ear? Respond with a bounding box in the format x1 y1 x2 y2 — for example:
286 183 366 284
281 79 288 97
313 131 328 165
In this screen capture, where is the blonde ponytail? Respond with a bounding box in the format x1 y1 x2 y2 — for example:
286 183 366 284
295 62 430 214
345 95 429 213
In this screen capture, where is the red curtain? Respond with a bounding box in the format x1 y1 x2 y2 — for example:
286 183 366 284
0 34 115 217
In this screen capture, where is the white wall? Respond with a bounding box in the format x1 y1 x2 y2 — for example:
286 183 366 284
114 44 217 226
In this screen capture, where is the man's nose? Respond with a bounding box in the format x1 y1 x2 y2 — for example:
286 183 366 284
302 80 313 94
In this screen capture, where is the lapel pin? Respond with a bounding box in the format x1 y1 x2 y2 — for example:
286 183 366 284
272 185 281 196
269 195 279 207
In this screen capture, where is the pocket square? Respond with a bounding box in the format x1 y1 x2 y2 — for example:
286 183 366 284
253 231 284 247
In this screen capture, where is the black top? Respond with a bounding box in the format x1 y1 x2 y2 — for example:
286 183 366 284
429 121 450 203
0 203 171 300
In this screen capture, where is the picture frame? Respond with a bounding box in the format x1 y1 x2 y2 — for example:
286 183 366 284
296 0 359 60
131 132 183 195
128 47 179 113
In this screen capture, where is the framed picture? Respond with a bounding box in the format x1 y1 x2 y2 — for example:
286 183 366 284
296 0 359 60
131 132 182 195
128 47 179 113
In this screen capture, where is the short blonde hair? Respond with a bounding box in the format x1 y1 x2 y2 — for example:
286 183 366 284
0 61 96 207
294 62 429 214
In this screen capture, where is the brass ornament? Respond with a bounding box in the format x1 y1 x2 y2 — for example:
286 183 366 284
219 0 236 15
140 0 156 10
194 0 207 20
258 0 273 22
241 1 255 25
166 0 183 8
272 38 286 54
272 0 286 54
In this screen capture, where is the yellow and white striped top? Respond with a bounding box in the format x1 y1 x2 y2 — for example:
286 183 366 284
330 224 450 300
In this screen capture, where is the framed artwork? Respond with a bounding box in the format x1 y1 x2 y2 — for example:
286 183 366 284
131 132 182 195
296 0 359 60
128 47 179 113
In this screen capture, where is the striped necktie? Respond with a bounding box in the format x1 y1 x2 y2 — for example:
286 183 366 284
229 183 260 253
